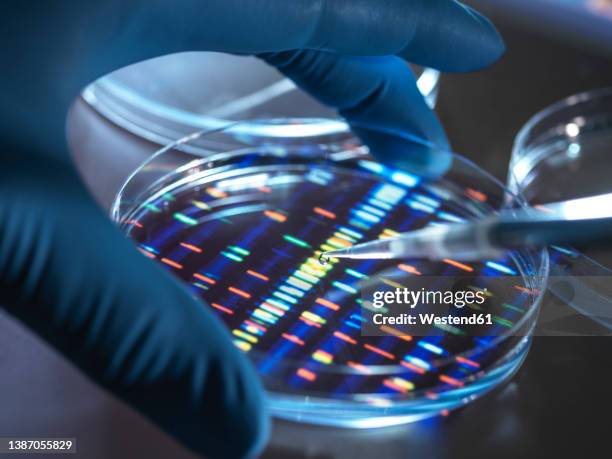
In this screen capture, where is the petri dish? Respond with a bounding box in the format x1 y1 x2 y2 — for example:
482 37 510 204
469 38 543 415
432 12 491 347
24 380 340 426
82 52 439 147
112 119 548 427
510 87 612 332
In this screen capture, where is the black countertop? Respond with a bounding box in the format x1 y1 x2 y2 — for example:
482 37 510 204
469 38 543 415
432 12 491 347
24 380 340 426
2 6 612 459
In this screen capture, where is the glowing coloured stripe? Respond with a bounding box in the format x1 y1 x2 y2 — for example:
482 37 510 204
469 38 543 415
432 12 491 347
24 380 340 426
327 237 352 248
279 285 305 298
139 248 156 259
296 368 316 381
206 187 227 198
398 264 422 275
316 298 341 311
404 355 431 371
294 270 319 284
338 226 363 239
228 286 251 299
439 374 464 387
361 204 386 217
174 212 198 225
161 258 183 269
345 268 368 279
332 281 358 294
300 316 322 328
493 315 513 328
465 188 487 202
210 302 233 315
234 340 251 352
379 325 412 341
358 160 385 174
514 285 535 295
180 242 202 253
333 232 356 243
400 361 426 374
282 333 305 346
469 286 492 297
347 361 372 373
418 341 444 355
313 207 337 219
406 200 436 213
139 244 159 255
221 251 243 262
551 245 578 257
368 198 393 211
191 200 211 210
283 234 311 248
443 258 474 272
245 320 266 333
253 309 276 324
353 210 381 223
286 277 312 291
229 245 250 256
126 219 143 228
261 303 286 317
264 210 287 222
263 298 290 311
381 278 405 290
364 344 395 360
437 211 465 223
193 273 216 284
413 193 440 208
381 228 400 238
244 324 265 335
247 270 269 281
312 350 333 365
373 183 407 204
273 292 298 304
144 203 161 213
503 303 524 313
486 261 517 275
391 171 419 187
384 377 414 393
302 311 326 325
456 356 480 368
233 329 258 344
301 264 326 277
333 331 357 344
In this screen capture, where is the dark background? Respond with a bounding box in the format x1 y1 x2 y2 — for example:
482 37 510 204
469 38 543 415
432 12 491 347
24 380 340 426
2 3 612 458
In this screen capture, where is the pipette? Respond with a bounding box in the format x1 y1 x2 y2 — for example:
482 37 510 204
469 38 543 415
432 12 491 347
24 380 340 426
321 192 612 262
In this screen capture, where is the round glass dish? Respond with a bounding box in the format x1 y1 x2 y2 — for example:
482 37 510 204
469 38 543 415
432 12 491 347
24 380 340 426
83 52 439 146
112 120 548 427
509 87 612 332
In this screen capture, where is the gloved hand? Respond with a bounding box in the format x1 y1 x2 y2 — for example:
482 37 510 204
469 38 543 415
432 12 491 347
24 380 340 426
0 1 503 458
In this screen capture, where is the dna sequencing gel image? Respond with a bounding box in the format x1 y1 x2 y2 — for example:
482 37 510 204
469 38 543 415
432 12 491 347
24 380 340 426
119 145 547 411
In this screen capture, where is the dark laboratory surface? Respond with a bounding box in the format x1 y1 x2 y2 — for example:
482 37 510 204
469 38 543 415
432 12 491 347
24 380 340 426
2 7 612 459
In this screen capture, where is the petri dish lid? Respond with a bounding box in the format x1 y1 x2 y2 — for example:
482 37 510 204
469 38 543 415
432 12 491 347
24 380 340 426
82 52 440 146
510 87 612 332
112 120 548 416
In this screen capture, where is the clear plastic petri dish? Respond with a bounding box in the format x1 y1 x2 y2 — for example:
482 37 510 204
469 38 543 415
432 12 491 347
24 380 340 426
509 87 612 332
83 52 439 146
112 119 548 427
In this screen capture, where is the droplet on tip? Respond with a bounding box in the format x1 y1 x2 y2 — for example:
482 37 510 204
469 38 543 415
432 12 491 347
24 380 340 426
318 254 330 266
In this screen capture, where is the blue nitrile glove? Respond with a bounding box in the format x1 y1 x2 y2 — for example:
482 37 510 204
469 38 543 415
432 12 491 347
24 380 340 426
0 1 504 458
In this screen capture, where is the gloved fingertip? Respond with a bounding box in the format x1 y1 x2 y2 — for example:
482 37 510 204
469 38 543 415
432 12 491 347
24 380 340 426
404 0 505 73
457 4 506 71
354 126 453 180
